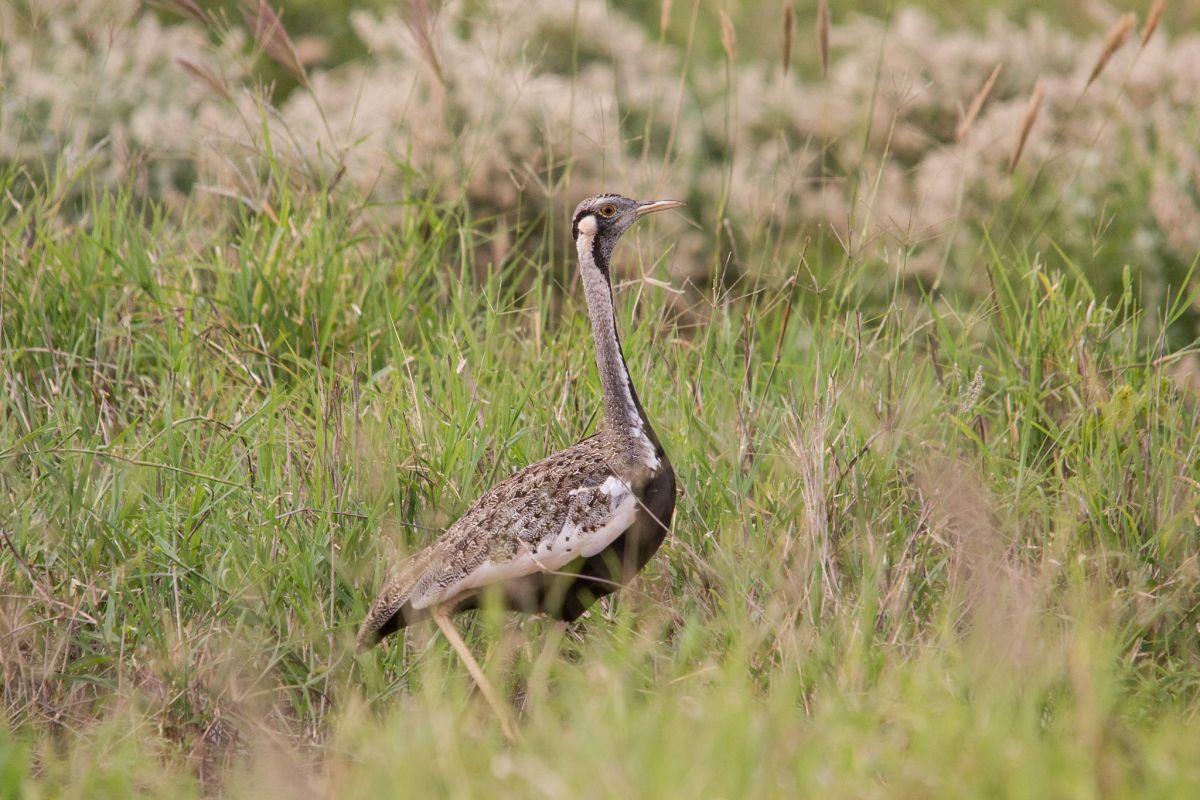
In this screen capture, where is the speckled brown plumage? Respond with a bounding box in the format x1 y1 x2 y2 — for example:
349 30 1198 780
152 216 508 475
357 428 672 648
357 194 680 650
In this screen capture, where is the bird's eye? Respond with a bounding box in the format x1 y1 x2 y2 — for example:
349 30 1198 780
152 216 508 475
598 204 617 218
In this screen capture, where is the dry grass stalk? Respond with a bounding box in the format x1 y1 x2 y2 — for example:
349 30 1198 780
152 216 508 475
915 457 1038 671
241 0 310 89
1141 0 1167 48
816 0 830 77
956 63 1002 142
1009 80 1045 173
401 0 445 86
176 58 232 102
719 10 736 61
786 387 842 610
660 0 673 36
782 2 795 76
149 0 208 26
1087 12 1136 85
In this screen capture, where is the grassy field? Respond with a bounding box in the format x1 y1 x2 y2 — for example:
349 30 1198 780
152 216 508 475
3 1 1200 797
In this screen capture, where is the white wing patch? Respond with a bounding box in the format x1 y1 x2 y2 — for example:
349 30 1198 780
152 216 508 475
629 422 661 471
410 476 637 610
563 476 637 558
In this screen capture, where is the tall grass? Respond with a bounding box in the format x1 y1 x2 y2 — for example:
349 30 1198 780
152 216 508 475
2 158 1198 794
2 1 1200 797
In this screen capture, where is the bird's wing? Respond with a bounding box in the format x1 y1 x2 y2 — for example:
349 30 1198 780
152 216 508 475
358 441 639 645
407 473 636 610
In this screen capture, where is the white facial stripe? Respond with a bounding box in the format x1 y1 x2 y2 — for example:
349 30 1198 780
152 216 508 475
577 214 598 237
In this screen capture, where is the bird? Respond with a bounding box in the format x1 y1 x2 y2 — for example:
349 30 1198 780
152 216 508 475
357 193 681 735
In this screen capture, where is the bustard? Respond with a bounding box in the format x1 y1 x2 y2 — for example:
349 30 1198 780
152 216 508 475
358 194 681 735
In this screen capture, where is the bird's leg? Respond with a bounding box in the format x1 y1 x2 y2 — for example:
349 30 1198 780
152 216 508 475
430 604 519 744
527 619 568 709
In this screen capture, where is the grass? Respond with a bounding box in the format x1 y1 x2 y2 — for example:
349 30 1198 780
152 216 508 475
3 1 1200 796
2 165 1198 797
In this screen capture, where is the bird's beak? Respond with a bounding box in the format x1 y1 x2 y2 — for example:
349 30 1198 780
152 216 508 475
634 199 685 217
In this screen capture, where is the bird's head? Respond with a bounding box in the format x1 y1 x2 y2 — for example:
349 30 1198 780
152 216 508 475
571 194 683 274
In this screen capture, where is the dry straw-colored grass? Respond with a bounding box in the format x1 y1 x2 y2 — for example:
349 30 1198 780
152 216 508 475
398 0 444 88
956 62 1002 142
1008 80 1045 173
149 0 208 26
1087 11 1136 86
176 57 233 102
719 9 737 62
1142 0 1167 48
781 2 794 76
242 0 310 88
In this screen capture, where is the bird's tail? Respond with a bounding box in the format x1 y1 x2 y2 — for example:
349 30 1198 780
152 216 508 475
356 559 427 651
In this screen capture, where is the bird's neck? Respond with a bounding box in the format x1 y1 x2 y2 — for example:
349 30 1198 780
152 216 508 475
576 233 655 441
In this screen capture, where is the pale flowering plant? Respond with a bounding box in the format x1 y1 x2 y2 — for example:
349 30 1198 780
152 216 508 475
1 0 1197 325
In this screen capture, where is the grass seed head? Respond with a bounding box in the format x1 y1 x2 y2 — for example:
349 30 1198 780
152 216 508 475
1142 0 1167 48
401 0 445 86
782 2 794 76
1087 12 1136 86
242 0 310 89
817 0 830 77
149 0 208 26
956 63 1002 142
175 57 232 102
719 9 737 62
1009 80 1045 173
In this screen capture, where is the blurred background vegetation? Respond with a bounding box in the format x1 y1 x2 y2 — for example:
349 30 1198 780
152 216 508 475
6 0 1199 340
